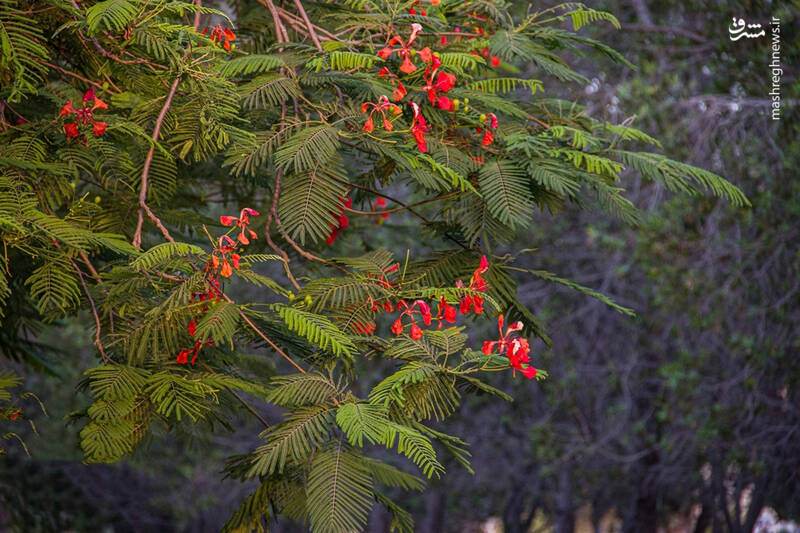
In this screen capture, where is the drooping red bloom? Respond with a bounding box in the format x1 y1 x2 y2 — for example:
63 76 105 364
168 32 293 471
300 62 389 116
326 197 352 245
409 102 428 153
202 24 236 51
456 256 489 314
60 88 109 139
481 315 537 379
392 82 408 102
221 207 260 245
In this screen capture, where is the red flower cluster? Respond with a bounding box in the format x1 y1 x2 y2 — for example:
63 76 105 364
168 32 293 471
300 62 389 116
177 319 214 365
221 207 259 245
384 256 489 341
176 208 259 365
60 88 108 138
362 95 402 132
455 255 488 314
409 0 439 16
201 24 236 51
326 197 351 245
472 47 502 68
482 315 537 379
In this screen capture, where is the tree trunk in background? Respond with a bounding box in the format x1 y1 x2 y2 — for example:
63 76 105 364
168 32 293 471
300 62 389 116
421 491 446 533
554 463 575 533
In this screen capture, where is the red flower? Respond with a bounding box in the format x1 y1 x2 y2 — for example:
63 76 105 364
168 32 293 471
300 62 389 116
491 55 501 67
376 24 423 74
10 409 20 421
60 88 109 139
410 323 423 340
482 130 494 146
202 24 236 51
481 315 537 379
221 207 260 244
362 96 400 132
188 320 197 338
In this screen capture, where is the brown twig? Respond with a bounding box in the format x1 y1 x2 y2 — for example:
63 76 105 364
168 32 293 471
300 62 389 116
70 258 109 364
291 0 323 50
264 168 301 290
132 4 203 247
220 293 306 373
132 75 179 248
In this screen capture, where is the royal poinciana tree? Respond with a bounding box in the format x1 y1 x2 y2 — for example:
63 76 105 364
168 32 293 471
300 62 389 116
0 0 748 531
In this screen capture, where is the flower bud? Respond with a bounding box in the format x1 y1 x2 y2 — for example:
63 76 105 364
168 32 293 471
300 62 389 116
94 195 101 203
479 113 486 123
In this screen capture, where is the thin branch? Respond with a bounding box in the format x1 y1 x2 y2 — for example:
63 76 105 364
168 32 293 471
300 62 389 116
291 0 323 50
198 362 270 429
70 258 109 364
132 3 203 247
264 169 301 290
220 293 306 373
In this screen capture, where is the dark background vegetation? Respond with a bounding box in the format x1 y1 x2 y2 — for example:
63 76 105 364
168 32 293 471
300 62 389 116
1 0 797 531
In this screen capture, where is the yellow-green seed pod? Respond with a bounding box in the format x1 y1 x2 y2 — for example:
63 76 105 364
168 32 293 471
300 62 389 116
94 196 101 204
288 292 295 302
479 113 486 123
304 295 312 305
452 99 461 111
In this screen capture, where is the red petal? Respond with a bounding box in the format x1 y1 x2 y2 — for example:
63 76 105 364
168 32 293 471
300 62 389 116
363 115 374 132
434 72 456 92
399 56 417 74
221 260 232 278
224 28 236 40
59 102 75 116
83 87 95 102
92 97 108 111
482 341 494 355
231 253 240 269
238 230 249 245
520 366 537 379
391 318 403 335
64 123 80 138
437 96 454 111
220 215 236 226
378 47 393 59
92 121 107 136
418 47 433 63
491 56 501 68
188 320 197 337
176 349 190 364
383 118 393 131
482 130 494 146
410 324 422 340
479 255 489 272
